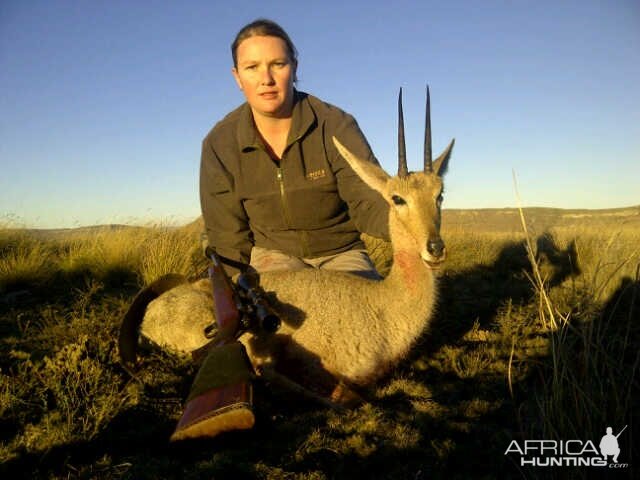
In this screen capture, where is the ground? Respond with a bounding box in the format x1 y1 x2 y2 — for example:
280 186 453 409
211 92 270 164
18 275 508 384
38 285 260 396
1 207 638 479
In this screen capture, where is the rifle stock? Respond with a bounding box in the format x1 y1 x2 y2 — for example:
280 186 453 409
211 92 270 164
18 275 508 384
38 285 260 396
209 252 241 341
190 252 240 363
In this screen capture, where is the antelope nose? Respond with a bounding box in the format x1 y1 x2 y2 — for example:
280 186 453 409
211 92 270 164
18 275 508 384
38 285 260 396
427 238 445 258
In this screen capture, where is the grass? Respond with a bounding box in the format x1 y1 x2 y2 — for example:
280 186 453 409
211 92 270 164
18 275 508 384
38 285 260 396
0 211 638 479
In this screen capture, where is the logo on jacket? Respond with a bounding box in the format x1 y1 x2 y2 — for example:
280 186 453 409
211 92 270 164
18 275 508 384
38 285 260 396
306 169 326 180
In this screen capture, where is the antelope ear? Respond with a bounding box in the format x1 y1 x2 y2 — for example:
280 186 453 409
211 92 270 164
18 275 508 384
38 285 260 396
332 136 389 194
433 138 455 177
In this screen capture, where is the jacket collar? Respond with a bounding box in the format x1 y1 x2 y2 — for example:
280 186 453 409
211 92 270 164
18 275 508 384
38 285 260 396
237 90 316 152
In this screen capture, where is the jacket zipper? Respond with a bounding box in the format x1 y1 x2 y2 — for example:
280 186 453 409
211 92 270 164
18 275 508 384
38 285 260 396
276 166 310 257
276 167 290 225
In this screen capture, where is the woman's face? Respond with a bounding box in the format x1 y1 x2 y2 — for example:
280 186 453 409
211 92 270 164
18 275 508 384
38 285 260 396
232 35 296 120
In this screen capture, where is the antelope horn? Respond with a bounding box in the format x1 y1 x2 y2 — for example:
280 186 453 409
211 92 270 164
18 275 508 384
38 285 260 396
398 88 409 177
424 85 433 172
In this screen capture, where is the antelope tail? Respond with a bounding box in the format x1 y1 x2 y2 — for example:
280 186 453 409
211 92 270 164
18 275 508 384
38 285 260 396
118 273 189 371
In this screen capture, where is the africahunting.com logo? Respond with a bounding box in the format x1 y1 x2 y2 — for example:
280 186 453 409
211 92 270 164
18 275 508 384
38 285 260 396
505 426 629 469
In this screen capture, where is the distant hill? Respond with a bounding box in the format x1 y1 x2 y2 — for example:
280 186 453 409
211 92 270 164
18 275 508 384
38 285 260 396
442 206 640 233
6 206 639 239
6 224 149 240
182 206 640 235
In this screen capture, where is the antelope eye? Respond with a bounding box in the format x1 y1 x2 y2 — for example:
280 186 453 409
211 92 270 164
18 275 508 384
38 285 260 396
436 193 444 205
392 195 406 206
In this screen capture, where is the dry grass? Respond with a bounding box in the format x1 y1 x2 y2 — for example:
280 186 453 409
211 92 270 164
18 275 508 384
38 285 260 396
0 210 638 479
138 226 203 285
0 229 53 293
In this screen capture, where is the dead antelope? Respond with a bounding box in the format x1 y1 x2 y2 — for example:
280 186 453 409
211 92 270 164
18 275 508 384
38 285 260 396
124 87 454 395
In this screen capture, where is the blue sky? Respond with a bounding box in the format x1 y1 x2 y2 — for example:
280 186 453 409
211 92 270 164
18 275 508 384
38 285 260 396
1 0 638 228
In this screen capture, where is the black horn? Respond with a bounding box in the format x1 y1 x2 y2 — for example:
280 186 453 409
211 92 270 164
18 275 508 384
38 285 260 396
424 85 433 172
398 88 409 177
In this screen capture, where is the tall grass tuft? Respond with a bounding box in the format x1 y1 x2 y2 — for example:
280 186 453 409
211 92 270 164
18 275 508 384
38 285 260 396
515 205 639 468
0 229 53 293
56 228 146 285
138 226 202 285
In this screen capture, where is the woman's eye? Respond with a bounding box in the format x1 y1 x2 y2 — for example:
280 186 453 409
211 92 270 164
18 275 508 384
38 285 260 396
392 195 406 206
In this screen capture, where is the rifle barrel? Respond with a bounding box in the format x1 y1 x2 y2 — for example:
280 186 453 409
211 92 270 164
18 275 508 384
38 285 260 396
615 425 628 438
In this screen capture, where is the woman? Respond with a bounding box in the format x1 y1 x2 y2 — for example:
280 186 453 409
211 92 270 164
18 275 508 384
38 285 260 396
171 19 391 441
200 19 389 278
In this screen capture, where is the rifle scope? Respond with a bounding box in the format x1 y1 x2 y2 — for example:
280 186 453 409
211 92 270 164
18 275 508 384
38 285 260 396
236 274 281 333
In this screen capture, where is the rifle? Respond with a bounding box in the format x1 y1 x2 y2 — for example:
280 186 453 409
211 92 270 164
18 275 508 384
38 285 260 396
191 249 280 362
171 249 280 441
615 425 628 438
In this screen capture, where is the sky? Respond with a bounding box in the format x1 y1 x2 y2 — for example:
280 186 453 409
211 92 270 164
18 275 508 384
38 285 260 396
1 0 639 229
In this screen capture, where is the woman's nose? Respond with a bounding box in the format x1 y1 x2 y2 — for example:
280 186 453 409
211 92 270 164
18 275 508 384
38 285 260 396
260 67 275 85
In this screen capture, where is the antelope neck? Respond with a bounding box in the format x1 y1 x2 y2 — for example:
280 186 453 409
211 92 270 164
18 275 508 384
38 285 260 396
387 250 432 296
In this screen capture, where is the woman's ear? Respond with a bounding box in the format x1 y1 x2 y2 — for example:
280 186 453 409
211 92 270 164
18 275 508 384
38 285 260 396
231 67 243 91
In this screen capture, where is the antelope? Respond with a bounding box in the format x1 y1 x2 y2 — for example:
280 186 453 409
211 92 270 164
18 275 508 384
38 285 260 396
123 87 454 395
